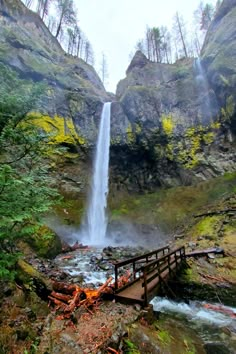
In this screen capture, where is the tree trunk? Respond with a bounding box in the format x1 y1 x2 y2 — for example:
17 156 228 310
176 13 188 58
55 12 64 39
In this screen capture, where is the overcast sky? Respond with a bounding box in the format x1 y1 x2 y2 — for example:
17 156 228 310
73 1 217 92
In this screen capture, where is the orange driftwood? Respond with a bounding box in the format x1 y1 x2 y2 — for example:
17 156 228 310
107 347 119 354
61 255 73 260
51 291 72 303
62 241 89 253
52 281 77 294
203 303 236 318
117 270 132 288
49 277 113 316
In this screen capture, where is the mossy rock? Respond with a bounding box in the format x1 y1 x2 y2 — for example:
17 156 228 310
25 225 62 259
17 259 52 289
190 215 223 240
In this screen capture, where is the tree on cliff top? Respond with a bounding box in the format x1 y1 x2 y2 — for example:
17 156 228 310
55 0 76 39
135 26 172 63
173 12 189 58
37 0 51 21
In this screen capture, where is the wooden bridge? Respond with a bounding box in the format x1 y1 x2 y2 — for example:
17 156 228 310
114 246 186 307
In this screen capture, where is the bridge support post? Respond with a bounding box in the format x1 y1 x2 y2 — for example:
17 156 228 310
143 270 148 307
115 264 118 291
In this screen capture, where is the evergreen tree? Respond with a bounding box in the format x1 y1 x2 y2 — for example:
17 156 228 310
173 12 188 58
37 0 51 21
201 4 214 30
100 53 109 86
0 64 59 279
55 0 76 39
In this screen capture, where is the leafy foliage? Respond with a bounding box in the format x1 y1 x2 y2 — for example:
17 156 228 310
0 64 59 279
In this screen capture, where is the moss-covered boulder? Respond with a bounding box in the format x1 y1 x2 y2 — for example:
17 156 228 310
24 225 62 259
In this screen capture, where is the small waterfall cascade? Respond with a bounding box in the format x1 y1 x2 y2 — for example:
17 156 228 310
194 58 213 121
86 102 111 245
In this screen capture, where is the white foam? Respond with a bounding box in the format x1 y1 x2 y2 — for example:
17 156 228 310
151 297 236 327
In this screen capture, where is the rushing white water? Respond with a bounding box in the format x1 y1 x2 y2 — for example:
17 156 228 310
194 58 213 121
151 297 236 328
86 102 111 245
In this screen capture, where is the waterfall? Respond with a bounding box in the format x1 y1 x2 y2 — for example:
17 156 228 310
86 102 111 245
194 58 213 121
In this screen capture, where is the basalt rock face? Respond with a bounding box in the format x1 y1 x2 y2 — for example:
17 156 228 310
0 0 108 142
110 0 236 192
201 0 236 133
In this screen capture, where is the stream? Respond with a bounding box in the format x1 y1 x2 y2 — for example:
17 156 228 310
151 297 236 353
55 247 236 353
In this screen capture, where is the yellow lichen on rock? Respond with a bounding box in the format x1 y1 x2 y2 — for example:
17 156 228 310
27 112 86 146
221 95 235 122
161 114 175 135
126 123 136 145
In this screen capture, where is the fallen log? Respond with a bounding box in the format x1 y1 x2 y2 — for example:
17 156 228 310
51 291 72 303
194 208 236 218
97 277 113 295
48 277 113 317
198 271 236 285
61 255 73 260
186 247 225 258
52 281 77 294
62 241 89 253
198 272 225 283
203 303 236 318
107 347 119 354
48 296 67 310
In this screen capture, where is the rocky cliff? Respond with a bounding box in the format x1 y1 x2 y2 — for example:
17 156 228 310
1 0 236 194
0 0 108 143
110 0 236 191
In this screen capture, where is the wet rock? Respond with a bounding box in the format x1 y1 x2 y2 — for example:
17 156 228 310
24 307 37 321
99 263 111 271
59 272 68 280
16 328 29 341
188 242 197 249
90 255 98 263
204 342 231 354
72 276 84 283
207 254 215 259
2 283 14 297
133 304 142 312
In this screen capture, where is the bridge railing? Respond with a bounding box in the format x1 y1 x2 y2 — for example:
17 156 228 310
114 245 170 292
141 246 185 306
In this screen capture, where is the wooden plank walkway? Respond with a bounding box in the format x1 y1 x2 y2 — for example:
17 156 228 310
114 246 186 306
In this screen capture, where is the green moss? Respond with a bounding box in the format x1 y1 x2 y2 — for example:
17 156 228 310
123 339 140 353
135 123 142 134
164 122 221 169
111 135 122 145
190 216 222 239
156 329 172 344
161 114 175 135
220 74 230 86
109 172 236 232
221 95 235 122
27 113 87 147
202 132 215 144
25 225 61 259
126 123 136 145
17 259 52 290
182 268 200 283
173 66 189 79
